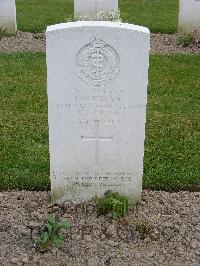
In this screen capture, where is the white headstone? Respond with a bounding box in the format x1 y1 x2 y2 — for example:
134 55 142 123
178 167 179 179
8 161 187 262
0 0 17 34
46 21 150 204
74 0 118 19
179 0 200 33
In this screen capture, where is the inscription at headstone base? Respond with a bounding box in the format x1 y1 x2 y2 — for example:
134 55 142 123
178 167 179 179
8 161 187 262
74 0 118 18
179 0 200 33
0 0 17 34
46 22 150 204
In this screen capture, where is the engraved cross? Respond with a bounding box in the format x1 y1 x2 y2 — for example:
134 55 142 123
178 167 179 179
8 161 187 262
81 120 113 166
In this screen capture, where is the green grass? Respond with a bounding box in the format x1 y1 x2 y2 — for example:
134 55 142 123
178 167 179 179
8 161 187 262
0 53 199 191
0 53 49 190
16 0 73 33
120 0 178 33
144 55 200 191
16 0 178 33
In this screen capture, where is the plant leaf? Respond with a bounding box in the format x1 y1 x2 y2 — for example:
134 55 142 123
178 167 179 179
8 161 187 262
46 223 53 234
52 235 64 248
57 220 71 230
48 213 56 225
41 231 49 243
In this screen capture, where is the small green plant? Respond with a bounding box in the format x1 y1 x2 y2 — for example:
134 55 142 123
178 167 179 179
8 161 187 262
178 33 195 47
0 28 7 39
95 190 130 220
135 221 154 240
0 27 14 39
35 213 72 251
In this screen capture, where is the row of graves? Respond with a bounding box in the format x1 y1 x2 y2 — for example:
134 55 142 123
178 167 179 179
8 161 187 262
1 0 200 34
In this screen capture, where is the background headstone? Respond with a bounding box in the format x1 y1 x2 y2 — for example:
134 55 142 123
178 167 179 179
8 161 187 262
178 0 200 33
74 0 118 19
0 0 17 34
46 21 150 204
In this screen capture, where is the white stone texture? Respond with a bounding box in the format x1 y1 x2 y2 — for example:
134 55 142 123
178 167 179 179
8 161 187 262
179 0 200 33
46 21 150 204
74 0 118 18
0 0 17 33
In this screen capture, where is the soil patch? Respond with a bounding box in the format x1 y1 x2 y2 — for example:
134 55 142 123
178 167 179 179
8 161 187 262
0 31 45 53
151 33 200 54
0 31 200 54
0 190 200 265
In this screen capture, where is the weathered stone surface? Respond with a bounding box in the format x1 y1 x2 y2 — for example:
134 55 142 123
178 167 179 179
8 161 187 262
74 0 118 18
0 0 17 34
46 21 150 203
178 0 200 33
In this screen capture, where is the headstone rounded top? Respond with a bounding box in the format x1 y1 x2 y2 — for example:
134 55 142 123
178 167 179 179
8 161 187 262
74 0 119 18
46 21 150 35
46 18 150 204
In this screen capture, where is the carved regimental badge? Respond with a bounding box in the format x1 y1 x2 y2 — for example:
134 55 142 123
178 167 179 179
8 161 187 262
76 35 120 86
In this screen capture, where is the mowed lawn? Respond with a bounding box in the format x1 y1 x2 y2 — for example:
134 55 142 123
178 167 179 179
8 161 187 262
16 0 179 33
0 53 199 191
